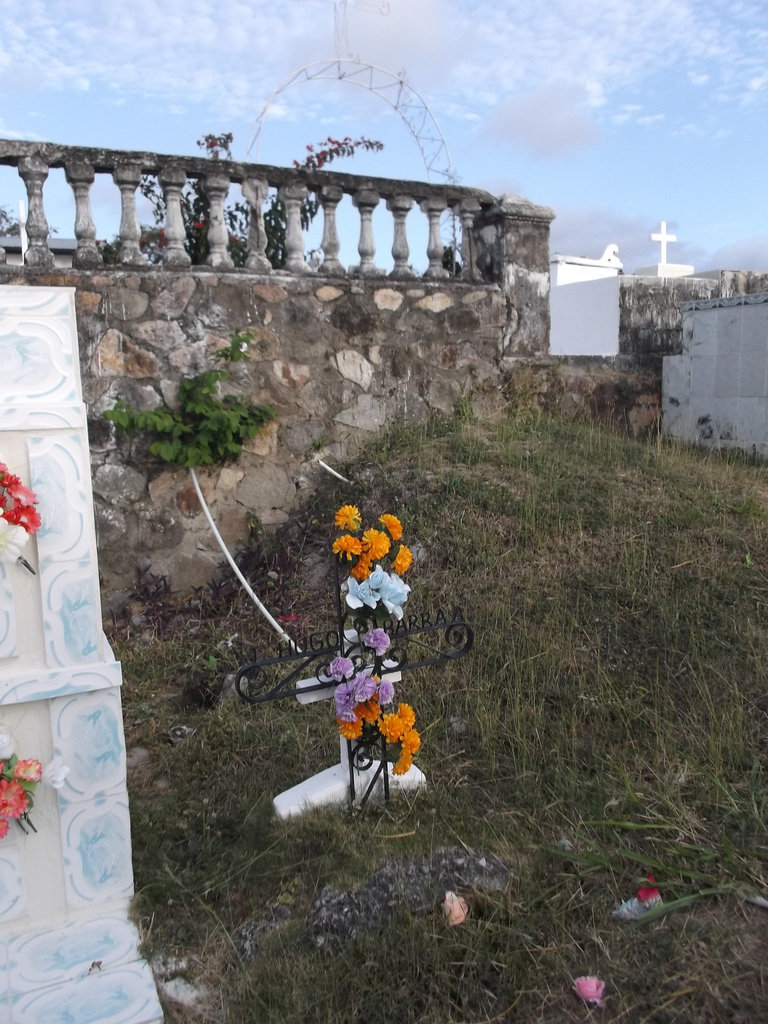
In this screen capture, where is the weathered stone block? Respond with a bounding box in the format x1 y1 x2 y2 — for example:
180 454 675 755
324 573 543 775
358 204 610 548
334 393 390 430
92 329 159 377
335 349 374 390
415 292 454 313
150 277 197 317
105 287 149 320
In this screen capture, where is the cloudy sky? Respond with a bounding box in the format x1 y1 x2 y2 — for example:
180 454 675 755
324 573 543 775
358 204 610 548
1 0 767 271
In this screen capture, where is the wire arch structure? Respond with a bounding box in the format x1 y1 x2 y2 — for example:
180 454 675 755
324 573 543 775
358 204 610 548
246 59 456 185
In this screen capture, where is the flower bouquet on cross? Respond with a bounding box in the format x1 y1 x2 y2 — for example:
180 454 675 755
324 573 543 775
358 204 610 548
0 461 40 573
330 505 421 779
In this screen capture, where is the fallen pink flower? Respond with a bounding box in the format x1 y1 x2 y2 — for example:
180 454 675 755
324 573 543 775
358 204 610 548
442 890 468 927
573 976 605 1008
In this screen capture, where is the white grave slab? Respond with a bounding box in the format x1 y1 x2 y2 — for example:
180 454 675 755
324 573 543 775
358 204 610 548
0 287 163 1022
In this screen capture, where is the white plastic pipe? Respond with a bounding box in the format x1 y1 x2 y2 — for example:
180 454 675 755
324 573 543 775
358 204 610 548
189 468 299 652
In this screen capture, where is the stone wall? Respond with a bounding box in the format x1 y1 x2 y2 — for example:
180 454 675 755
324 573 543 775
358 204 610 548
0 268 523 599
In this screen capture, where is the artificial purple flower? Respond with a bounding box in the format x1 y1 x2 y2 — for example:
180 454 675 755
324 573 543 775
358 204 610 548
377 678 395 705
352 671 378 703
334 681 359 722
328 656 355 682
363 627 391 657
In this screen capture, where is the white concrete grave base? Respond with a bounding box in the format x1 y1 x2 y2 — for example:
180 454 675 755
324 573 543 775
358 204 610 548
0 287 162 1022
273 734 427 819
272 664 426 819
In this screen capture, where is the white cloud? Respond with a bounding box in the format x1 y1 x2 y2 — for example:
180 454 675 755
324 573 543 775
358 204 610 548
2 0 767 132
480 84 599 157
706 234 768 271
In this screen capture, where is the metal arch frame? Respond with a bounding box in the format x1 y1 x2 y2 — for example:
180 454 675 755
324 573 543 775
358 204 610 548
246 59 456 184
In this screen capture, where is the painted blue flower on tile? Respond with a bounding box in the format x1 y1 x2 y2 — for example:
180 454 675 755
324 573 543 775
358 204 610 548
76 812 130 891
60 581 98 662
0 566 14 660
70 706 122 789
0 853 25 920
0 333 66 399
16 976 138 1023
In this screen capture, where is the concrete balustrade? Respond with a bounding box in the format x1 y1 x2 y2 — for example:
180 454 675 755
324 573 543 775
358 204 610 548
0 139 551 283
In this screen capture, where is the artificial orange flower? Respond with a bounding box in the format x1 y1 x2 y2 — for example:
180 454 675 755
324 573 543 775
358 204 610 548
391 544 413 575
379 514 403 541
358 699 381 725
338 718 364 741
361 528 390 560
335 505 362 532
379 712 406 744
393 751 413 775
402 728 421 755
332 535 363 560
398 703 416 730
349 555 372 581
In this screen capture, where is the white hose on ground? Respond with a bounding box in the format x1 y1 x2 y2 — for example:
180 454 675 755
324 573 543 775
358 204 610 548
189 467 299 653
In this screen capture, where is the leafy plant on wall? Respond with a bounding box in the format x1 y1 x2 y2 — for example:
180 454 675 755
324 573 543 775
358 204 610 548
105 331 274 468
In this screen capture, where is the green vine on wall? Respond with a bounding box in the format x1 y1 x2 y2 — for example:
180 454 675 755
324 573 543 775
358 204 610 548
105 331 275 468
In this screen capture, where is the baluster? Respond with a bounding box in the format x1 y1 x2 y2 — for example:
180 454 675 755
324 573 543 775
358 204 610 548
387 194 414 278
241 176 271 272
351 189 381 276
112 163 145 265
18 155 54 269
420 196 449 279
453 197 481 281
158 164 192 268
65 160 102 268
317 184 344 275
280 182 310 274
202 170 234 269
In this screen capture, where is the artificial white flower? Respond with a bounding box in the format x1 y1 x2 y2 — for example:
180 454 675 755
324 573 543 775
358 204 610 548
0 724 15 759
0 521 29 564
42 756 70 789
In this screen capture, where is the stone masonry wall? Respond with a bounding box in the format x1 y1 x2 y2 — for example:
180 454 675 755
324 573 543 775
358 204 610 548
0 269 516 600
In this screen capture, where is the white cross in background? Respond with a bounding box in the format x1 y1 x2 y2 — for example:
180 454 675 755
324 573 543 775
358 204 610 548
651 220 677 265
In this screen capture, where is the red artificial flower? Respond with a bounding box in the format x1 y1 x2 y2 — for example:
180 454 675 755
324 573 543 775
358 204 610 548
0 819 8 839
0 778 29 819
637 875 661 903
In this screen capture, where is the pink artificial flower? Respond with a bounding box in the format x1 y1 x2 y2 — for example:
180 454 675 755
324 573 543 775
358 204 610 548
0 818 8 839
573 976 605 1008
442 890 468 927
13 759 42 783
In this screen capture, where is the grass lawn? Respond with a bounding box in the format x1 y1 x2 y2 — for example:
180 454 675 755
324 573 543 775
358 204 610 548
114 412 768 1023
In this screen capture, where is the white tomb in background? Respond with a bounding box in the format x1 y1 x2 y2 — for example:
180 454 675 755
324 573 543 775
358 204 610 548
0 287 162 1022
663 291 768 457
549 243 624 356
